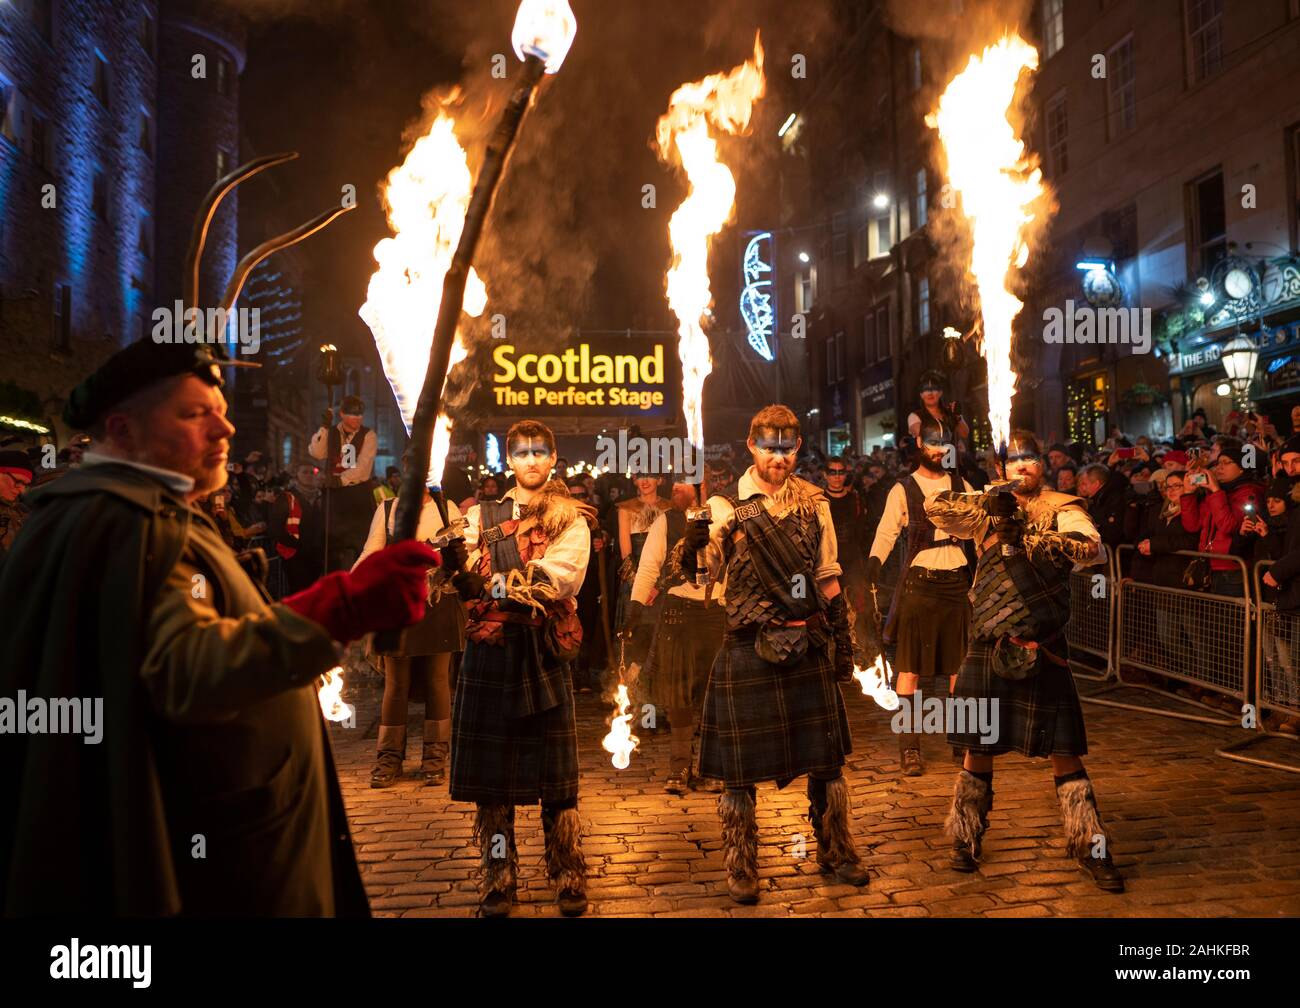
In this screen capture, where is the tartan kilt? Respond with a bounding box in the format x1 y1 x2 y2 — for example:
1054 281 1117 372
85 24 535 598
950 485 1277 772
639 597 725 710
450 626 579 806
947 637 1088 758
894 573 971 679
698 627 853 788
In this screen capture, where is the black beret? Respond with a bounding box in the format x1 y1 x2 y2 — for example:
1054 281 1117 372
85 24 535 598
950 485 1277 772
0 449 33 479
1281 435 1300 458
63 340 256 430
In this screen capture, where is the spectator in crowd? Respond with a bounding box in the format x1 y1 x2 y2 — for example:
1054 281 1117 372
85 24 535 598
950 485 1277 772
270 463 324 595
1256 440 1300 734
1053 465 1077 493
823 456 869 620
309 395 379 571
1046 443 1073 480
374 465 401 506
1077 462 1129 550
567 477 609 694
1135 470 1197 588
1180 436 1265 597
0 449 34 564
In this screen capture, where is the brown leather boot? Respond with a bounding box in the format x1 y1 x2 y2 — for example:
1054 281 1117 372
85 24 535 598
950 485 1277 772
421 718 450 786
474 804 517 918
369 724 406 789
809 776 870 886
542 805 588 917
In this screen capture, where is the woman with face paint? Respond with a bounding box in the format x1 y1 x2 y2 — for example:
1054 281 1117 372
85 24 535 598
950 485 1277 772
906 370 971 444
672 404 870 904
924 430 1125 893
445 419 595 918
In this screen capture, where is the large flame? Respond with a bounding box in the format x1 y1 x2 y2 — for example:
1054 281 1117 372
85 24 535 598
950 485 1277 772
601 683 639 770
656 36 766 449
360 109 487 483
317 666 355 723
853 654 900 712
927 36 1043 452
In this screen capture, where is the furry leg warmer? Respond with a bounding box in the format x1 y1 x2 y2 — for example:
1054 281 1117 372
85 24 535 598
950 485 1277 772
809 776 861 868
473 803 517 896
944 769 993 856
719 787 759 883
1056 775 1108 859
541 805 587 893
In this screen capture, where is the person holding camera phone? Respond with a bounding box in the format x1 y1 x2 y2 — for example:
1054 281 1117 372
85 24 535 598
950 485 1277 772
1179 436 1265 598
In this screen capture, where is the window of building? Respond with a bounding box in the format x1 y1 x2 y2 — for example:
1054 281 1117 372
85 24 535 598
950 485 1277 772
910 46 922 91
831 211 849 287
874 302 890 361
138 107 153 157
1045 90 1068 175
0 78 17 146
795 264 815 314
826 334 836 386
92 170 107 220
30 108 52 171
852 216 868 269
835 330 846 382
1040 0 1065 59
31 0 55 43
140 13 156 60
93 52 111 109
869 213 891 259
217 56 232 97
917 276 931 335
1106 36 1136 139
863 312 875 365
1288 124 1300 254
915 168 928 228
53 283 71 351
1185 0 1223 85
1188 167 1227 276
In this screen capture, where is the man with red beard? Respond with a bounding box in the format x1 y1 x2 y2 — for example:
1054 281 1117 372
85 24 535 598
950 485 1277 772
926 429 1125 892
674 404 869 904
0 341 452 916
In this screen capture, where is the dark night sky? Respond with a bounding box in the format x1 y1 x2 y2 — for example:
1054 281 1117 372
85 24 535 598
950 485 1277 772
230 0 835 384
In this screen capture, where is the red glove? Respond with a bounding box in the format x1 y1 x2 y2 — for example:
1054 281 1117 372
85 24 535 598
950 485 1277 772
283 540 442 643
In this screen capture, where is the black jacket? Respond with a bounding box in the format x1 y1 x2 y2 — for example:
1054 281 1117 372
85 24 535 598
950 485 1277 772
1264 502 1300 611
1087 469 1130 551
1137 503 1199 588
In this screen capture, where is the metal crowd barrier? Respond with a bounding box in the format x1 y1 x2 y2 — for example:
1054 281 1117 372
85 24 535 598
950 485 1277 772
1065 542 1115 681
1082 546 1248 727
1216 559 1300 773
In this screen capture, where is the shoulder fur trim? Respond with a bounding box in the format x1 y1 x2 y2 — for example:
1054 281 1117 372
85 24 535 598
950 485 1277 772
526 479 597 538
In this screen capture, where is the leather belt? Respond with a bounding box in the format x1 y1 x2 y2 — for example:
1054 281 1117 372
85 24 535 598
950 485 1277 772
908 566 968 583
475 610 543 628
1008 635 1070 668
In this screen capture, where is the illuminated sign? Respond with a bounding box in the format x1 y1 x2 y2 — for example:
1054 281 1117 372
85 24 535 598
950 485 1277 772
487 340 670 413
740 231 775 362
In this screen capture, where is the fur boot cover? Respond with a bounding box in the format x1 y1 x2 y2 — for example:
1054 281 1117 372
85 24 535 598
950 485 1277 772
1056 776 1108 859
720 788 759 881
812 776 861 867
474 803 517 895
542 806 587 893
944 769 993 849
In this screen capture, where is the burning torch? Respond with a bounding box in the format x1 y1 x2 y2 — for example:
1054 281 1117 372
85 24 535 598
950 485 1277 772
375 0 576 648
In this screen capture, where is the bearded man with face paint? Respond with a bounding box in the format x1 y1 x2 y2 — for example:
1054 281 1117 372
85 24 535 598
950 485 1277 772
924 430 1125 892
448 419 595 918
672 404 869 903
868 416 975 778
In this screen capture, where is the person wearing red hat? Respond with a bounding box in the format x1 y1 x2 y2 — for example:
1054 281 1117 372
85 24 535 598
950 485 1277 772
0 340 462 917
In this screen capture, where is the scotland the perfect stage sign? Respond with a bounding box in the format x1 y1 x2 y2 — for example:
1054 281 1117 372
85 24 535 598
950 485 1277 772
478 333 678 418
740 230 776 362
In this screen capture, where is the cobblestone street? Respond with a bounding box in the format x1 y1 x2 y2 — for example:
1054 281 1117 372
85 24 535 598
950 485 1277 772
330 676 1300 918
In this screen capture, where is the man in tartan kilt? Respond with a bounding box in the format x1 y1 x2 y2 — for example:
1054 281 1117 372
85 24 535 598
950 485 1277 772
674 405 870 903
925 429 1125 892
448 420 594 918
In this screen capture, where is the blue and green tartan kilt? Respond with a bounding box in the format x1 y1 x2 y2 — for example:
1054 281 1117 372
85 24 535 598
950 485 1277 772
947 637 1089 758
450 627 580 806
698 627 853 788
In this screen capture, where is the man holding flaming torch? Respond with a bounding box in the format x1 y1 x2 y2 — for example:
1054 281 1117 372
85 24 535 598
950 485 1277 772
925 430 1125 892
447 419 595 918
672 405 870 903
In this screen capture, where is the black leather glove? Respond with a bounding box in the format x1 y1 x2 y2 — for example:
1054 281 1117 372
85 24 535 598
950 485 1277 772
865 555 882 586
620 600 645 638
451 570 487 602
827 593 857 683
983 488 1018 519
438 536 468 572
683 518 710 551
320 409 334 430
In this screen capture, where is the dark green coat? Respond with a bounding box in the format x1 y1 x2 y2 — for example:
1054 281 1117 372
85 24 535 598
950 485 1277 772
0 463 369 917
